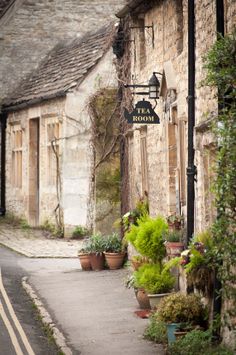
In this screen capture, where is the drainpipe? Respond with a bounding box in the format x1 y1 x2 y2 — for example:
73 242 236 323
186 0 196 244
213 0 225 328
0 112 7 216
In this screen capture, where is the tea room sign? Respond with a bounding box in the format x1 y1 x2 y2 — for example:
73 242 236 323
124 99 160 124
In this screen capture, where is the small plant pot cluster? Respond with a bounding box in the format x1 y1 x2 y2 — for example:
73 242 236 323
124 214 178 310
78 232 126 271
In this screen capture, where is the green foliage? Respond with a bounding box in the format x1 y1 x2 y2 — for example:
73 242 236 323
144 313 167 343
119 197 149 233
125 216 167 265
164 230 183 242
20 219 30 230
134 263 175 294
168 329 234 355
203 28 236 316
103 233 124 253
96 166 120 203
184 249 205 274
72 225 89 239
86 233 106 254
158 292 206 325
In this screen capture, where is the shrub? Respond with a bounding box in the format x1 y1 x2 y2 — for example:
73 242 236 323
86 233 106 254
144 313 167 343
168 329 234 355
72 225 89 239
164 230 183 242
125 215 167 265
134 263 175 294
103 233 124 253
158 292 206 325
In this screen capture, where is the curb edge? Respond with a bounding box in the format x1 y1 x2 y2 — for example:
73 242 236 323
22 276 73 355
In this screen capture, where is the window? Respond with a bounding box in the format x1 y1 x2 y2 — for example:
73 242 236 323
12 125 22 188
178 119 186 205
140 129 148 196
47 122 60 186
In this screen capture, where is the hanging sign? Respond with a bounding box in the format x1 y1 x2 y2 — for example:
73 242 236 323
124 99 160 124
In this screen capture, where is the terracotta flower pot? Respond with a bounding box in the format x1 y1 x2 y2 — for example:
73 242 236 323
78 253 91 271
89 253 105 271
165 242 184 257
135 289 151 310
104 252 125 270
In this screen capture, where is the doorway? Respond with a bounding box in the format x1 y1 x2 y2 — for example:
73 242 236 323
28 118 39 225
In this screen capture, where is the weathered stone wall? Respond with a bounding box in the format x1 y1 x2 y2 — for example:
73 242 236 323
0 0 127 101
127 0 188 222
5 47 118 234
125 0 236 233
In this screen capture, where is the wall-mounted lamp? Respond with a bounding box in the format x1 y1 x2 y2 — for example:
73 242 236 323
124 72 162 99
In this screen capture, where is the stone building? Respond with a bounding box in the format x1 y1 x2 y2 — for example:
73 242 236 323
115 0 235 233
1 24 120 235
115 0 235 346
0 0 128 218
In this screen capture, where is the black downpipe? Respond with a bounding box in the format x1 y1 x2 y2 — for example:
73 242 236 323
0 112 7 216
186 0 196 244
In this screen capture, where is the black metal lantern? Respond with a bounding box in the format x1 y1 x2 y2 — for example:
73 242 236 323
148 73 160 99
124 71 162 99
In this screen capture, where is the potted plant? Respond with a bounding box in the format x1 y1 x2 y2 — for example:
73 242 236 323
103 233 126 270
125 273 151 310
157 292 206 344
86 233 106 271
178 230 215 296
164 230 184 258
125 215 168 267
78 241 91 271
167 214 183 230
130 255 149 270
134 263 175 309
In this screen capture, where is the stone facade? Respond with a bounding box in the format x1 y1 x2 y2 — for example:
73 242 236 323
5 48 118 234
0 0 127 102
118 0 236 234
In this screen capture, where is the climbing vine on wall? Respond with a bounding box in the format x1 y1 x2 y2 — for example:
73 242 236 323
88 88 121 205
203 28 236 321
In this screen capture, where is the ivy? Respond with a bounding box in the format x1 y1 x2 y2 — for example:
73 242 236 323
203 28 236 322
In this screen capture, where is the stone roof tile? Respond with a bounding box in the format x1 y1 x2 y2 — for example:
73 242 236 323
3 23 116 109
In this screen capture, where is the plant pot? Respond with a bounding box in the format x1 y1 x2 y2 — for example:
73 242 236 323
104 252 125 270
89 253 105 271
174 330 188 340
165 242 184 257
78 253 91 271
166 323 180 344
135 289 151 310
168 221 182 230
147 292 172 310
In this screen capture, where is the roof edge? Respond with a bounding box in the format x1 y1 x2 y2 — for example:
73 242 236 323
2 91 66 113
116 0 144 18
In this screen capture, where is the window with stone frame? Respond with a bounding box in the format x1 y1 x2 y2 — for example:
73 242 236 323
46 121 60 186
128 133 135 209
140 127 149 196
203 148 216 225
11 125 22 188
178 118 186 205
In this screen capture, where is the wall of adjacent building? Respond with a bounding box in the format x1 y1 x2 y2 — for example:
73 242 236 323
5 47 118 235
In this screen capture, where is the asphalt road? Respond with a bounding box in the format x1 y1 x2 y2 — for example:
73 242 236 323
0 246 61 355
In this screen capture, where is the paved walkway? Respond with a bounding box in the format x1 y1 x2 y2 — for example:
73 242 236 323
0 221 164 354
0 222 83 257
